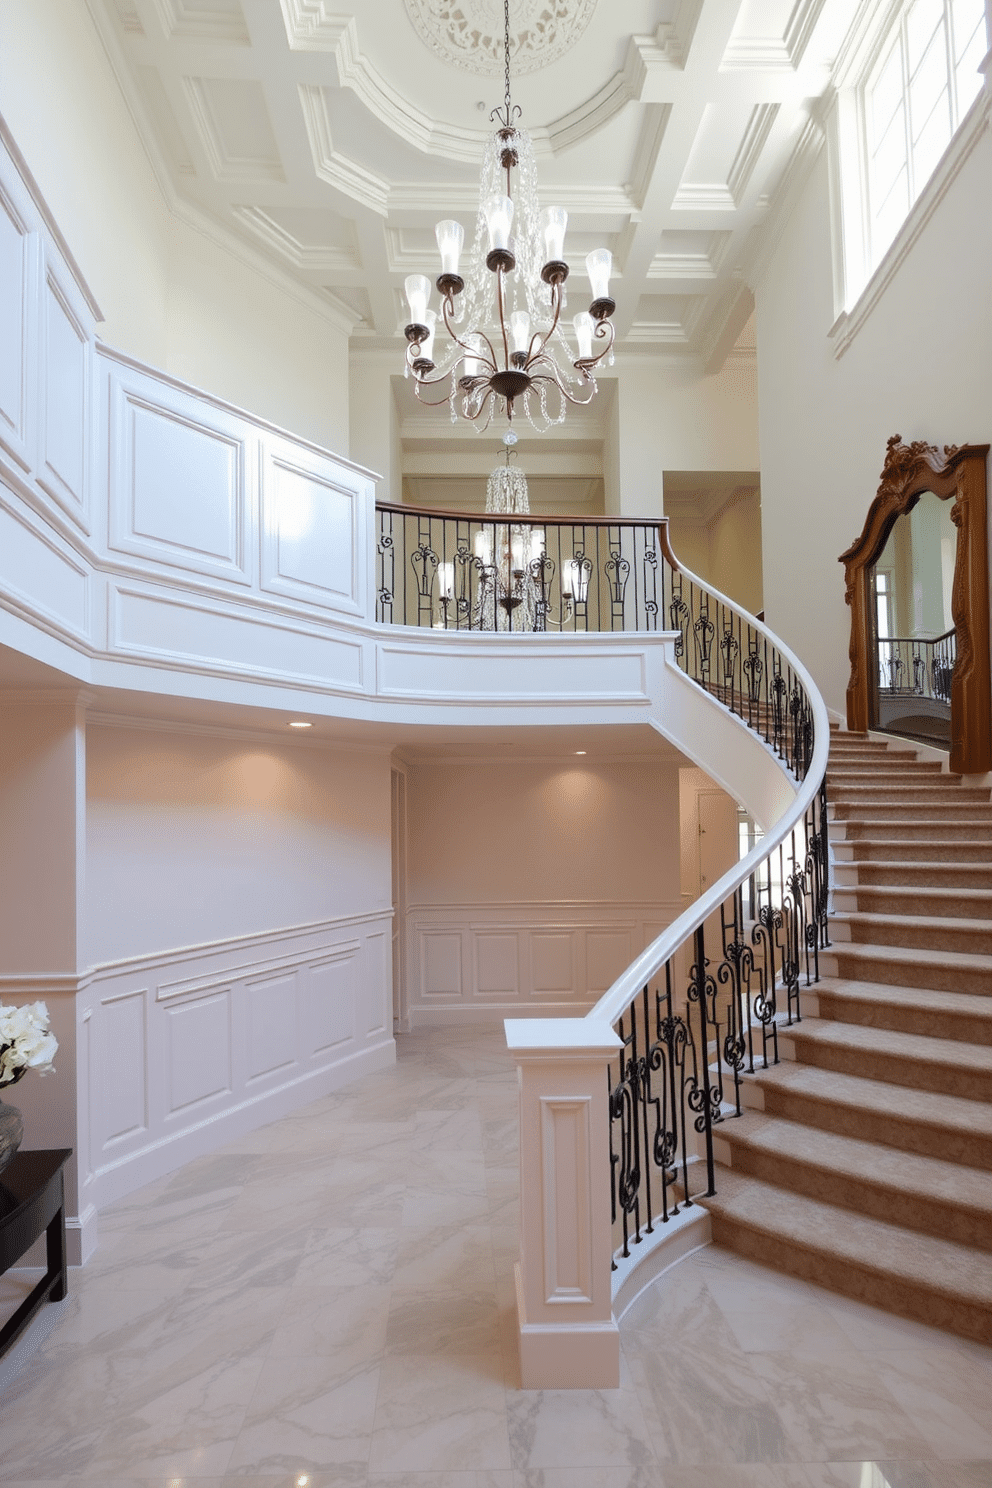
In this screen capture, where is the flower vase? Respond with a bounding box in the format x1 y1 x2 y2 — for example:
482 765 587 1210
0 1095 24 1176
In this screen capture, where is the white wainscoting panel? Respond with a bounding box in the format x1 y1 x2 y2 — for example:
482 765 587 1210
39 267 91 529
260 440 369 617
108 376 249 584
407 901 681 1024
0 193 38 474
108 582 366 688
78 910 394 1212
0 492 90 636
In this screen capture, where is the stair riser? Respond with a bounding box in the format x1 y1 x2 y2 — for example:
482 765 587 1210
812 992 992 1047
840 822 992 842
708 1210 992 1346
838 866 992 889
822 948 992 997
832 888 992 919
781 1033 992 1103
844 840 992 861
750 1080 992 1170
832 804 992 822
714 1143 992 1252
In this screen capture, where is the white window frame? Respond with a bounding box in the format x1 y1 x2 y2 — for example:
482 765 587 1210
827 0 990 357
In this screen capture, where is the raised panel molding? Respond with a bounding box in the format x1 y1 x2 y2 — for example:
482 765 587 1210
38 267 92 531
108 582 366 689
260 447 366 615
540 1096 594 1304
408 902 679 1022
98 988 148 1149
0 488 90 638
109 380 250 584
166 990 233 1115
78 911 394 1210
0 195 39 475
245 971 298 1082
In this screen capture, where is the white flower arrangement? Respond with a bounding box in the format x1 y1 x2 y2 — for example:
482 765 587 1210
0 1001 58 1088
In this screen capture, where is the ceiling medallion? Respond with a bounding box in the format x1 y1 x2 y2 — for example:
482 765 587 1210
404 0 597 76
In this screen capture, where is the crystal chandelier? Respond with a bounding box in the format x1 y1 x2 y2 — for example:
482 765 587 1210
402 0 616 433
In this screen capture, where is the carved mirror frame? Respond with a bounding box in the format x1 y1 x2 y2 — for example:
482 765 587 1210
839 436 991 775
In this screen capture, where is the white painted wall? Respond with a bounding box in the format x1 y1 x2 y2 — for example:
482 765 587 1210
84 724 392 965
0 0 351 454
756 129 992 714
402 753 682 1018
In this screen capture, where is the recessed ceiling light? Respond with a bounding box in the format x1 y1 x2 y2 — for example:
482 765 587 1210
575 750 587 755
288 720 312 729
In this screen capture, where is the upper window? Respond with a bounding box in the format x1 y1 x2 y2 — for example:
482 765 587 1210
863 0 988 267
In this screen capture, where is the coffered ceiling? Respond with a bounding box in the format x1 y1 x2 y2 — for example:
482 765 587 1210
92 0 862 360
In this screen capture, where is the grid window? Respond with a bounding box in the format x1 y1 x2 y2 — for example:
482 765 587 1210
864 0 988 266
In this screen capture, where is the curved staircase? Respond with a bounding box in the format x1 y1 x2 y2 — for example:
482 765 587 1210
705 727 992 1344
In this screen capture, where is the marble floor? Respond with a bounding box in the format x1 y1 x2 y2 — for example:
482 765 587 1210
1 1024 991 1488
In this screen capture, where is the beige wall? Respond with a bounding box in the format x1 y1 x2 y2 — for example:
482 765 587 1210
85 725 392 965
606 359 760 517
0 0 351 453
755 130 992 714
404 754 680 910
667 487 763 614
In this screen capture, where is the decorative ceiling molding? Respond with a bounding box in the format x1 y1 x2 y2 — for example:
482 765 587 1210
298 85 390 215
721 0 828 71
183 77 285 182
727 104 780 203
401 0 597 77
150 0 250 44
231 207 362 274
626 104 671 211
648 231 730 280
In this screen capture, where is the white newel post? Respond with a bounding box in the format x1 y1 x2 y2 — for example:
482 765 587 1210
504 1017 622 1389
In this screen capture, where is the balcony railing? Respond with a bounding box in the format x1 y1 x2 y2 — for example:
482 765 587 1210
877 629 956 703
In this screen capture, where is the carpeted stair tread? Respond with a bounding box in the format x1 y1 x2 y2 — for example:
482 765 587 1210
838 819 992 841
703 1170 992 1342
748 1060 992 1159
830 784 990 803
715 1112 992 1248
783 1015 992 1070
809 976 992 1043
833 882 992 912
830 909 992 953
822 937 992 996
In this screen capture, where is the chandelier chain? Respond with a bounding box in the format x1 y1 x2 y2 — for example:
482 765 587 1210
503 0 512 122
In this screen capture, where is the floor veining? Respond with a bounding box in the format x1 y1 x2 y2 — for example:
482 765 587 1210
1 1025 990 1487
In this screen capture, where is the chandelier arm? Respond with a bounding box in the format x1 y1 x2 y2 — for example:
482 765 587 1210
528 371 598 408
413 377 461 408
525 278 565 368
439 294 498 374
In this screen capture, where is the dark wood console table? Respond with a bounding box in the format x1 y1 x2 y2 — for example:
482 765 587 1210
0 1149 72 1355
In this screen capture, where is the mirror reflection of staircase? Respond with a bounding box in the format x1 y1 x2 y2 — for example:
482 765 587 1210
704 727 992 1345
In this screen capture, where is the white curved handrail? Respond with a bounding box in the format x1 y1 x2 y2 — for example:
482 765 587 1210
589 558 830 1029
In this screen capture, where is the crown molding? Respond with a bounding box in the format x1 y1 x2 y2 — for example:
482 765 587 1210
81 0 361 335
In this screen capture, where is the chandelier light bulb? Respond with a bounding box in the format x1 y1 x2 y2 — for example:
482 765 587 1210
509 310 531 355
404 274 431 328
435 220 464 275
475 529 493 565
573 311 594 361
438 560 454 599
539 206 567 263
484 194 514 252
586 249 612 303
421 309 437 361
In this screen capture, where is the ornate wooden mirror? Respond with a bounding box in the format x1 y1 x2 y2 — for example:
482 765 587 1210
839 436 990 775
